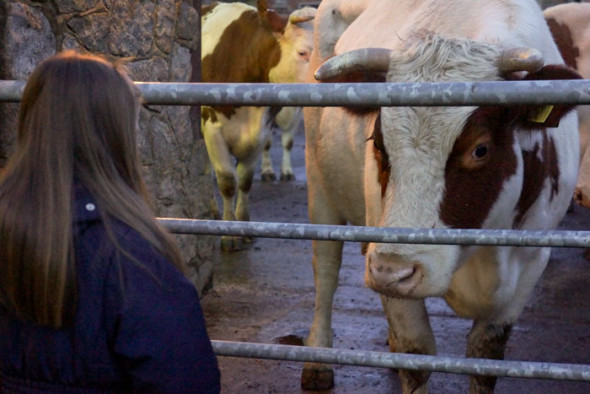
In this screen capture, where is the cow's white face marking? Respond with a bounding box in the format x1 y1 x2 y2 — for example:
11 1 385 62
365 38 579 297
368 106 476 297
365 35 512 297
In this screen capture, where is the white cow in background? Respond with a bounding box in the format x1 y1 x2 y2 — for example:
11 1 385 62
201 1 315 251
260 106 305 181
303 0 581 392
260 8 315 182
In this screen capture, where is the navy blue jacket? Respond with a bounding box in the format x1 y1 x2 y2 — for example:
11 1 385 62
0 186 220 393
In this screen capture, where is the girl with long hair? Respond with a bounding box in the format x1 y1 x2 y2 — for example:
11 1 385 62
0 51 220 393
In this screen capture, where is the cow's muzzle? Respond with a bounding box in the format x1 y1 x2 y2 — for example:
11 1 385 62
365 251 424 297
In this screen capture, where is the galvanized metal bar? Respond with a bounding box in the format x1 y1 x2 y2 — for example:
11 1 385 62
134 80 590 106
2 79 590 106
212 340 590 381
0 80 25 102
158 218 590 248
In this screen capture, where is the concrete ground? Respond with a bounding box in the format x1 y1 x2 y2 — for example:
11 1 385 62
200 127 590 393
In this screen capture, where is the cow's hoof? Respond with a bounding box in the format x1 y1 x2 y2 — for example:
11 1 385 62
261 172 277 182
242 236 256 245
280 172 295 182
399 369 431 394
469 374 496 394
220 236 243 252
301 365 334 390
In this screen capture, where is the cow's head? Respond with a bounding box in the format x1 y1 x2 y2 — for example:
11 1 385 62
269 7 316 83
315 33 581 298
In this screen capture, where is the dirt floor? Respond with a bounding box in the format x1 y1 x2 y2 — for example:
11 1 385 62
200 127 590 393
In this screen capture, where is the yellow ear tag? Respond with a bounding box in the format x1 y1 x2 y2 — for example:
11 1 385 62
530 105 554 123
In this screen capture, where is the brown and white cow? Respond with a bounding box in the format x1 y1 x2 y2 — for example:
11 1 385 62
201 1 314 250
303 0 581 392
544 3 590 208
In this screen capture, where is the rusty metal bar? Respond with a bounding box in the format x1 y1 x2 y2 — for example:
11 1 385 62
158 218 590 248
212 340 590 381
2 79 590 106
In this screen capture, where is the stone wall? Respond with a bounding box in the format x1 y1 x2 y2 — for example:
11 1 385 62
0 0 217 294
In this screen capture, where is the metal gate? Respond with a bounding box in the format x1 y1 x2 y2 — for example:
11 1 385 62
2 79 590 381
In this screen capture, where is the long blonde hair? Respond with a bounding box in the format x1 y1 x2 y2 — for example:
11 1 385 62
0 51 184 328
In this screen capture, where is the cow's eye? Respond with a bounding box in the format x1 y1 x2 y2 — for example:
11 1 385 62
472 143 489 160
298 50 310 61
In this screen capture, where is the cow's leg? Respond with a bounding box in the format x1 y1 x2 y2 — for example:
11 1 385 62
381 296 436 394
260 135 276 181
202 121 242 251
456 247 549 393
275 107 302 181
280 126 296 181
301 238 343 390
235 160 255 244
203 159 222 220
260 107 280 181
466 321 512 393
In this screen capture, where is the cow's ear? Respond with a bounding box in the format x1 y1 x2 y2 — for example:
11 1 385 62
265 9 287 33
258 0 287 34
513 64 582 129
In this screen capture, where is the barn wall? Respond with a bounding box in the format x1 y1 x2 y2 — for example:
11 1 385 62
0 0 217 294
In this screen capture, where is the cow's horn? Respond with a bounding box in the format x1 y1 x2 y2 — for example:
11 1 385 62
314 48 393 81
289 14 314 24
288 7 316 24
497 47 544 74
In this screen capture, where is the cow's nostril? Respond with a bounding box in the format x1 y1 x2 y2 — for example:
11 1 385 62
386 267 415 287
367 254 422 297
